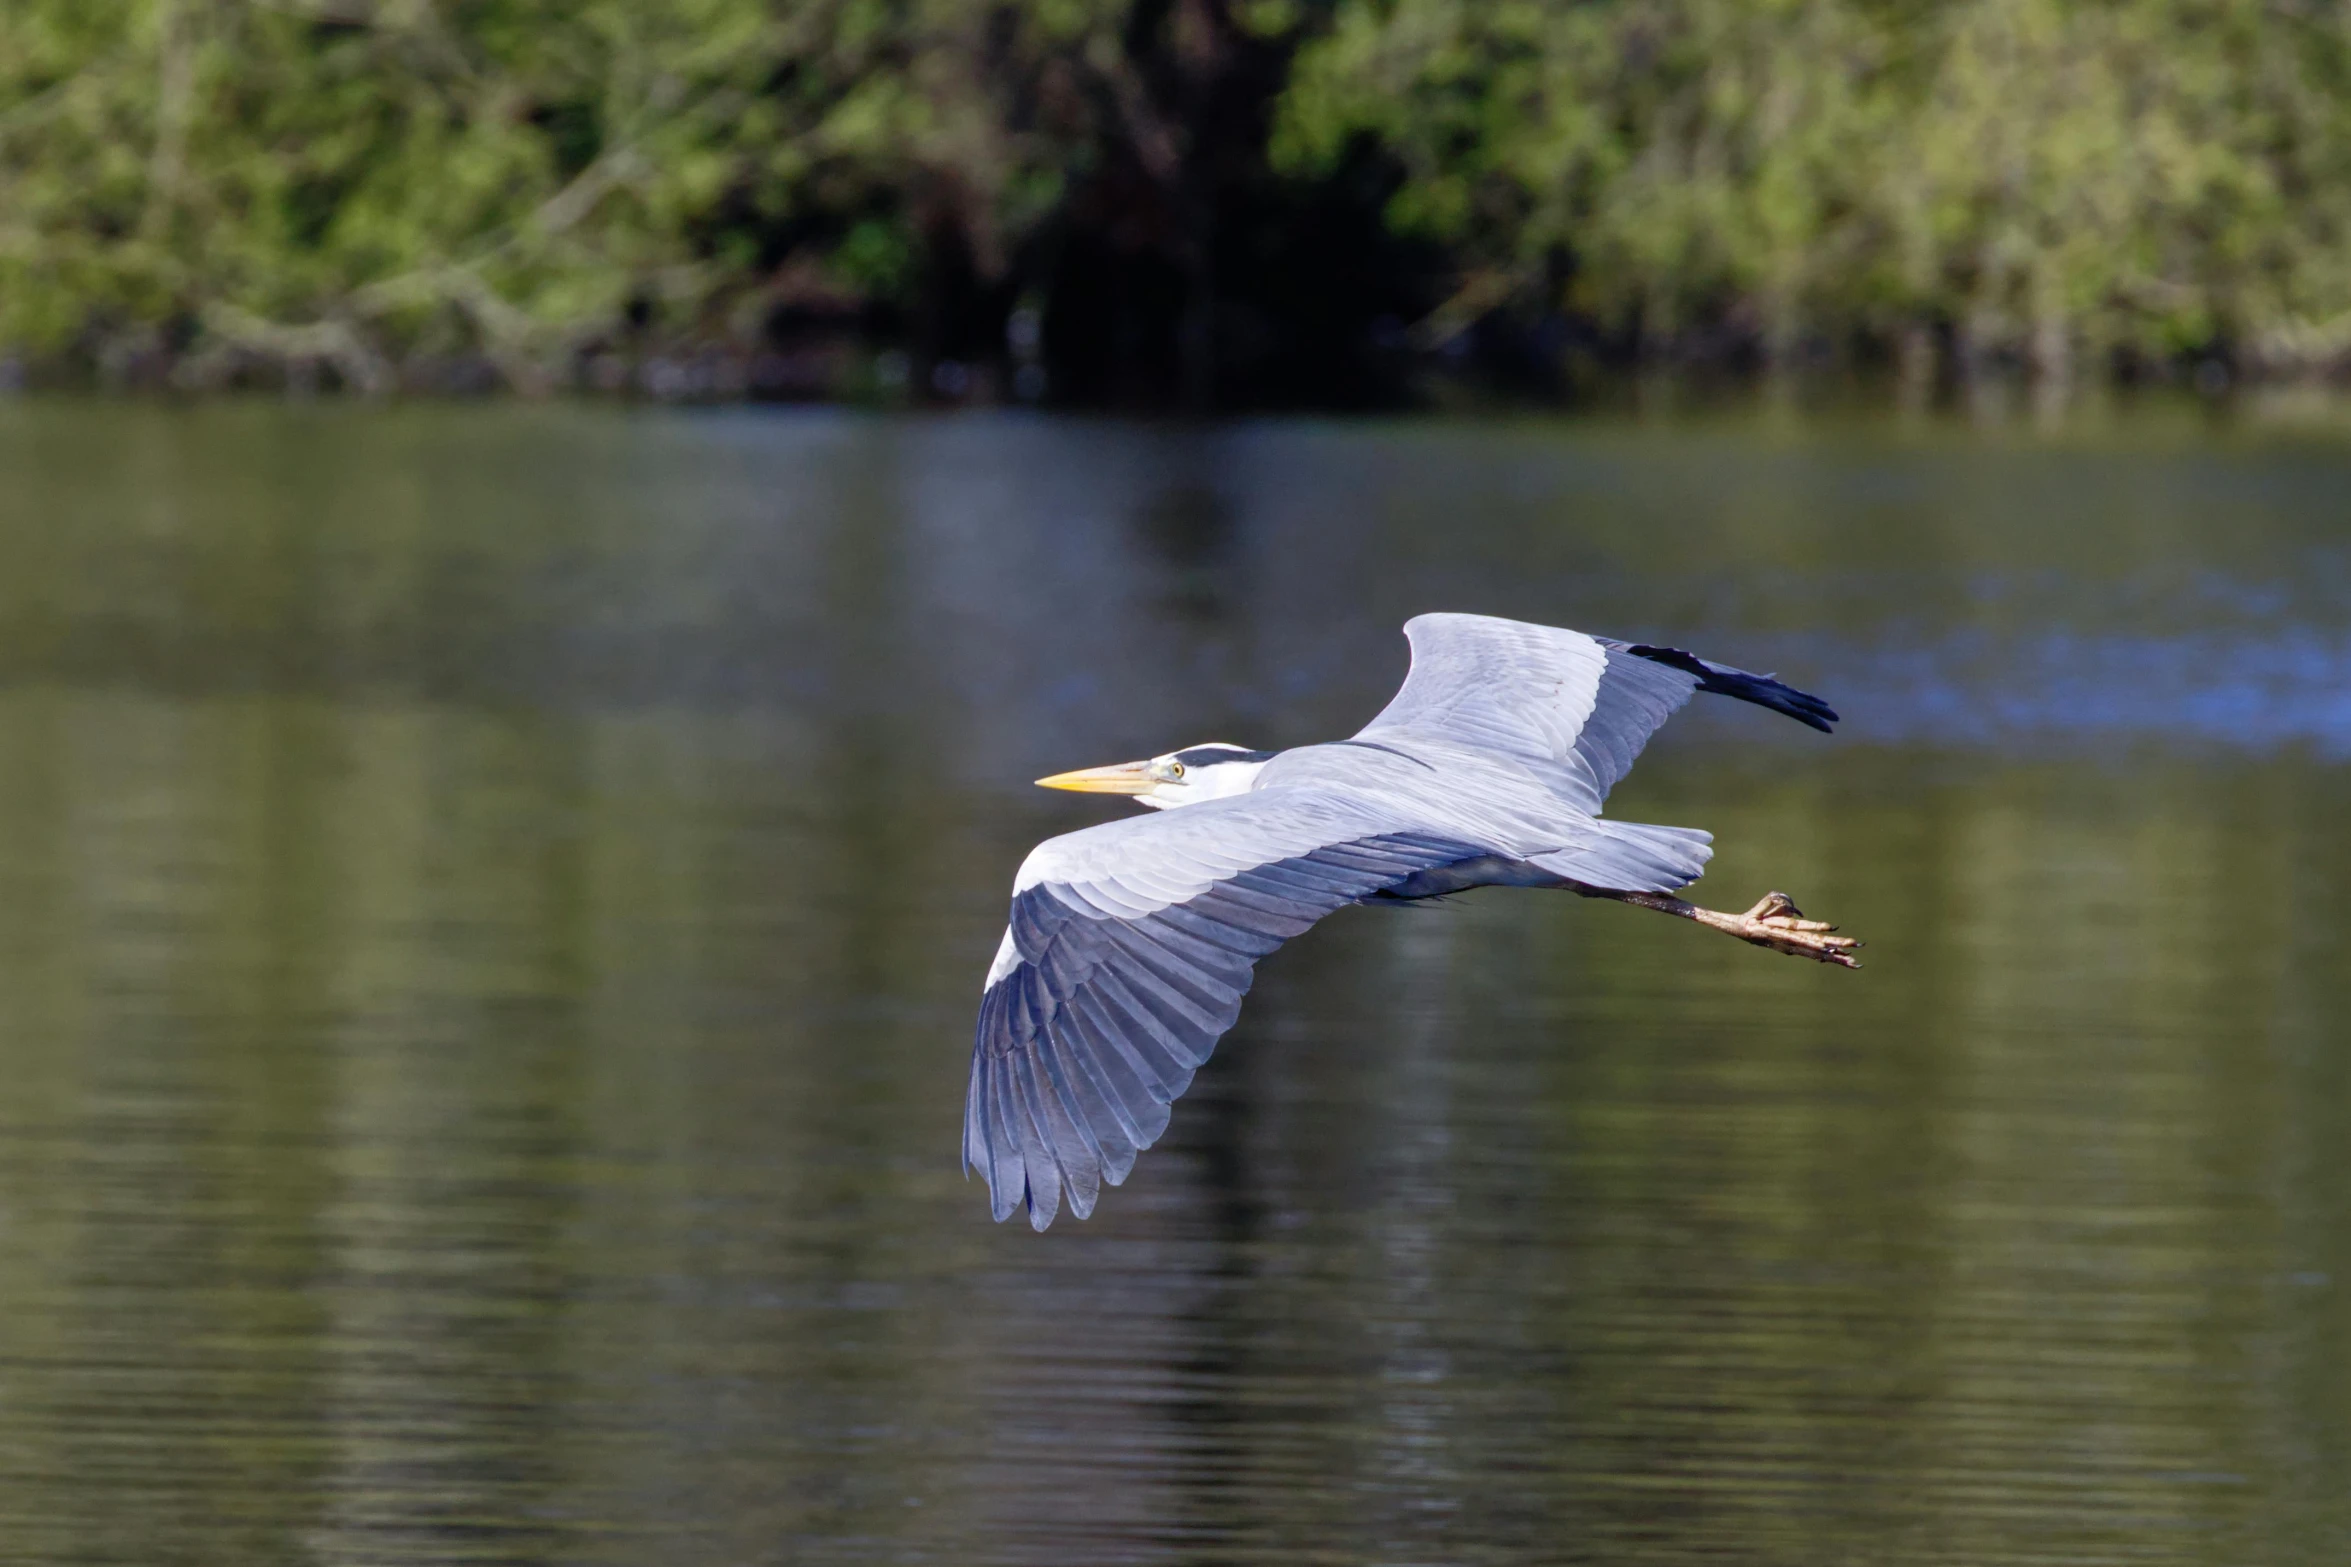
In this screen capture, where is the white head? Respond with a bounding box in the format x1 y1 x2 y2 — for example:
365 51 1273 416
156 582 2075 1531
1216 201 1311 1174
1035 742 1275 810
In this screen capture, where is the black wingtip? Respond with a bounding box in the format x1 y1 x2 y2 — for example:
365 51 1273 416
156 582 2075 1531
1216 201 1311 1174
1617 642 1839 734
1717 677 1838 733
1775 690 1839 733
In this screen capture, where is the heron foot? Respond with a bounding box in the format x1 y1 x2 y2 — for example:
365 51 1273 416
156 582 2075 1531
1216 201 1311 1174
1574 884 1864 969
1719 891 1862 968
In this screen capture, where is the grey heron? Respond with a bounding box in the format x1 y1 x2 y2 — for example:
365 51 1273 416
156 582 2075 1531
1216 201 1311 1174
969 613 1857 1229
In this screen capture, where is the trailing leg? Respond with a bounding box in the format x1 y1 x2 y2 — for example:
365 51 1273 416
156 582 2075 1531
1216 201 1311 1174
1575 886 1862 969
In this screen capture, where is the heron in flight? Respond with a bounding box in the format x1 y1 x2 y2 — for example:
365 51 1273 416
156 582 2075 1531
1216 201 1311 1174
969 613 1857 1229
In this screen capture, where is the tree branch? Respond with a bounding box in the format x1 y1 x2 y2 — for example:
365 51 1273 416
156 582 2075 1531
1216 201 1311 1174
191 303 393 394
140 0 198 240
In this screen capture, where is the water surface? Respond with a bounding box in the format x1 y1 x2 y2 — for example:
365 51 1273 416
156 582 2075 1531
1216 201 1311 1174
0 402 2344 1565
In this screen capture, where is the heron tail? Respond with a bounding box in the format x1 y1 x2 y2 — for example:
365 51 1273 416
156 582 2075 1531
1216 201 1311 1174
1529 820 1714 893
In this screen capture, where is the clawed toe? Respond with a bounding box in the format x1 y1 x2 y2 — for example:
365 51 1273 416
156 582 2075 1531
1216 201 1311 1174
1752 928 1864 969
1735 891 1862 968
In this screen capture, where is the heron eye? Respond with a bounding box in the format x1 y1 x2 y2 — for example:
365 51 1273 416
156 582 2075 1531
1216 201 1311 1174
1168 762 1185 778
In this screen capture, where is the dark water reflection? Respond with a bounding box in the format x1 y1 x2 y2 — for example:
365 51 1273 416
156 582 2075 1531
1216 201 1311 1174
0 403 2345 1564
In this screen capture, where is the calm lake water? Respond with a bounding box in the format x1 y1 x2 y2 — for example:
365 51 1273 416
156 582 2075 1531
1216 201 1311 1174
0 400 2345 1565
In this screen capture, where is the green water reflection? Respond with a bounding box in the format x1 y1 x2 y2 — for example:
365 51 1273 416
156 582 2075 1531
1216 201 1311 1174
0 402 2343 1565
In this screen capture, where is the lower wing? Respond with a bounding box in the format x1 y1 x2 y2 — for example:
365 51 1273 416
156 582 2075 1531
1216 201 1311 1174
970 795 1487 1229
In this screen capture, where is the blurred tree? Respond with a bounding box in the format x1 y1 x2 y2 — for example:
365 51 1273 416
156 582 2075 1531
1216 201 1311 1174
0 0 1436 404
2 0 2347 398
3 0 802 389
0 0 1168 393
1275 0 2351 381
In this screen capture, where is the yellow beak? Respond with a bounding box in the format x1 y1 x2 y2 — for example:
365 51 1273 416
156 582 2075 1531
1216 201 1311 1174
1034 760 1158 794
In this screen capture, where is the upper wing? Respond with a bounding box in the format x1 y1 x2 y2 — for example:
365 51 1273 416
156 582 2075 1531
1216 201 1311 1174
969 792 1484 1229
1355 613 1836 815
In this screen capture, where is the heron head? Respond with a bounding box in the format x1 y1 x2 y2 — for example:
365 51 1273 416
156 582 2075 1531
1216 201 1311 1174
1034 743 1275 810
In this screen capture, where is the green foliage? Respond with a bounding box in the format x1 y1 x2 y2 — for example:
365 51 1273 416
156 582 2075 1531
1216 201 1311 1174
1275 0 2351 372
2 0 2348 388
0 0 1142 386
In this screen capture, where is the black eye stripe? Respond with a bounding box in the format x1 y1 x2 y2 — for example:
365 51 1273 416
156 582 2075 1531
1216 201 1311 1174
1171 746 1276 768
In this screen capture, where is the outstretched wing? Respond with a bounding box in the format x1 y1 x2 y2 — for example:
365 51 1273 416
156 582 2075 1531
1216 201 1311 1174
1355 613 1837 815
969 792 1484 1230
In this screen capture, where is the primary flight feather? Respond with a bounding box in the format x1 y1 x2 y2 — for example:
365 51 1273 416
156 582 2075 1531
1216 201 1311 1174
968 613 1856 1230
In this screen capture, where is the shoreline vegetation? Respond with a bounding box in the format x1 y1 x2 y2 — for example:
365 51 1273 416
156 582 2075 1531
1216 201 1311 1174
6 1 2351 411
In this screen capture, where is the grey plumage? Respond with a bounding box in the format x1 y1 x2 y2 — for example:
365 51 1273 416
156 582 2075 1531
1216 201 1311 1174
968 613 1840 1229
